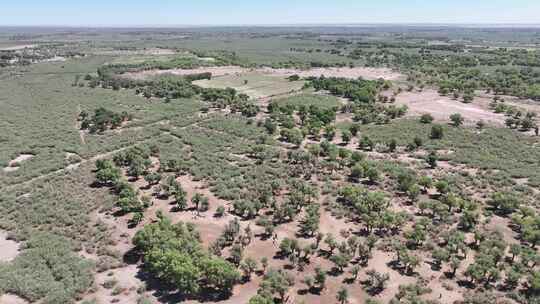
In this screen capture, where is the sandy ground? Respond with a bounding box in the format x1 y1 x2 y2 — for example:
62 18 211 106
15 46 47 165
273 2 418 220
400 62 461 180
81 155 376 304
122 66 249 80
394 89 506 126
78 126 514 304
0 230 20 262
94 48 177 56
0 294 28 304
0 44 36 51
476 91 540 116
259 67 405 81
123 66 404 81
3 154 34 173
41 56 66 62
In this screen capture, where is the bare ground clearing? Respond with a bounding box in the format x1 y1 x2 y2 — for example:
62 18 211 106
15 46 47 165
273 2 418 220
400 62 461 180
122 66 250 81
123 66 404 81
394 89 506 126
94 48 178 56
0 294 29 304
259 66 405 81
0 44 36 51
2 154 35 173
0 230 20 262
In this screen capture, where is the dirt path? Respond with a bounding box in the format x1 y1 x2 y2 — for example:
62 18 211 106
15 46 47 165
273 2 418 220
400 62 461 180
76 104 86 145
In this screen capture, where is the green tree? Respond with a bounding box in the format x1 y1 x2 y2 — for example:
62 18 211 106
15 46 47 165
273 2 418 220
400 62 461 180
259 269 295 303
248 295 273 304
240 257 258 281
528 271 540 294
430 124 444 139
364 269 390 295
342 130 352 144
450 113 464 127
175 189 188 211
350 265 361 282
325 233 338 255
144 172 161 187
365 167 381 184
314 266 327 290
337 286 349 304
201 257 240 292
330 253 351 273
426 151 438 169
420 113 434 124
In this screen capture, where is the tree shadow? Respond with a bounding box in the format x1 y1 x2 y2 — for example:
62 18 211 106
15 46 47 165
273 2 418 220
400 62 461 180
425 260 442 271
457 279 475 289
123 247 141 265
328 267 343 277
135 267 234 304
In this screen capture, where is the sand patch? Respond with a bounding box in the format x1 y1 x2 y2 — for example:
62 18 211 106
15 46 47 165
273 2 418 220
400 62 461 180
3 154 34 173
394 89 506 126
0 230 20 262
122 66 249 81
41 56 66 62
89 264 143 304
0 294 29 304
259 66 405 81
123 66 404 82
0 44 36 51
198 57 216 62
95 48 177 56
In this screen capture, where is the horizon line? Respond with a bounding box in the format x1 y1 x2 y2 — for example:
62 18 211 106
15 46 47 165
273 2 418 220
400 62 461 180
2 22 540 28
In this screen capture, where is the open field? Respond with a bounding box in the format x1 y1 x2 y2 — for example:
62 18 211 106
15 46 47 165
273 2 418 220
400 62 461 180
394 89 506 126
259 67 405 81
0 26 539 304
194 72 305 99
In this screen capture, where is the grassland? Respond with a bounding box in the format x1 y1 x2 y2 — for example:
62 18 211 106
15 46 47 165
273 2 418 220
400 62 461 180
337 119 540 186
0 56 203 186
273 93 343 110
194 72 305 98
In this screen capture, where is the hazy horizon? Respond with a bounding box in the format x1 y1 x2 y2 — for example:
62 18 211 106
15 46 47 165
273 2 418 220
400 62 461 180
2 0 540 27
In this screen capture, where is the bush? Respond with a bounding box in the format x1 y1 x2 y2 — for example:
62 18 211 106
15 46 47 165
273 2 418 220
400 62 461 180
450 113 464 127
419 114 434 124
0 233 94 304
430 124 444 139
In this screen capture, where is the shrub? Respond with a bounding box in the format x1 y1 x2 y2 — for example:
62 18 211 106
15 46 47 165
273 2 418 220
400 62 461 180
0 233 93 304
430 124 444 139
419 114 434 124
450 113 464 127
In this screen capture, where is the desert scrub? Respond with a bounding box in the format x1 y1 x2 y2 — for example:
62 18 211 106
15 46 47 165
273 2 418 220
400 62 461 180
352 119 540 187
0 233 93 304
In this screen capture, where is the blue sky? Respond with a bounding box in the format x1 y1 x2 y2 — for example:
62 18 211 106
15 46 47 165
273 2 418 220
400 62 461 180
1 0 539 26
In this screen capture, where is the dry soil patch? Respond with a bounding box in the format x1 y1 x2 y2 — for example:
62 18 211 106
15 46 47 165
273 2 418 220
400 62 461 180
123 66 404 82
0 294 29 304
3 154 34 173
260 66 405 81
0 231 20 262
0 44 36 51
122 66 250 81
394 89 506 126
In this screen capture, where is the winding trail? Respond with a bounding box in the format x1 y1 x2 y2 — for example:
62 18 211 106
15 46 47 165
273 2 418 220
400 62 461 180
76 104 86 145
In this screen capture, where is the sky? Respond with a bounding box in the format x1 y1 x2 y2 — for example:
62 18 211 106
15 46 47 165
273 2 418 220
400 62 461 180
1 0 539 27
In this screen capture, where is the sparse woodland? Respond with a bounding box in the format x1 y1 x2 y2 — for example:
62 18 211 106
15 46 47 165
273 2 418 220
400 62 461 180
0 27 539 304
